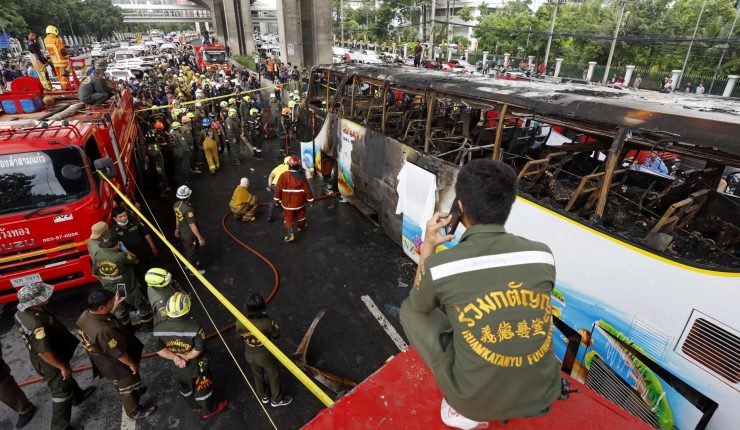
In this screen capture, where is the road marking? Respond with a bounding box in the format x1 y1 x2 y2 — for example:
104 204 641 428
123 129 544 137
361 295 408 351
121 406 135 430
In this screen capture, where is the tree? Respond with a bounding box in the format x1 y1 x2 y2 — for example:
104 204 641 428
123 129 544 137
478 2 489 18
1 0 124 40
458 6 474 22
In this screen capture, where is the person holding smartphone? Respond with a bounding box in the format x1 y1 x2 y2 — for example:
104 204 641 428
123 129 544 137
400 160 560 429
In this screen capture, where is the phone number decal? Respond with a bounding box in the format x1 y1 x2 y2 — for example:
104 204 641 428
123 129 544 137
42 232 79 243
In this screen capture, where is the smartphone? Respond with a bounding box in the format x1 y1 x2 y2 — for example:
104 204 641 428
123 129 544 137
116 283 127 299
447 198 461 236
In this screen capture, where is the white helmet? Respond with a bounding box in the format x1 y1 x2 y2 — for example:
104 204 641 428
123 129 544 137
176 185 192 199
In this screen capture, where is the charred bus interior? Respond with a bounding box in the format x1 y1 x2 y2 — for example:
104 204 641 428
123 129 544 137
307 64 739 271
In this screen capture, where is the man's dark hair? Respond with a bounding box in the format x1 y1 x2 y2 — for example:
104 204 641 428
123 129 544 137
455 159 518 225
111 207 126 217
88 288 114 309
245 293 267 318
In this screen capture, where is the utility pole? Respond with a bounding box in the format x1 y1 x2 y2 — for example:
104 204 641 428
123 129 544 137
340 0 344 47
542 1 561 74
709 3 739 94
603 0 628 83
677 0 706 90
446 0 451 45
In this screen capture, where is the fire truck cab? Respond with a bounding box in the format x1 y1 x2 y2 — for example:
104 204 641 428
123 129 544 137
0 77 144 302
195 44 231 75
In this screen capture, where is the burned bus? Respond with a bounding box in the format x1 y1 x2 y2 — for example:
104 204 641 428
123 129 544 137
302 64 738 430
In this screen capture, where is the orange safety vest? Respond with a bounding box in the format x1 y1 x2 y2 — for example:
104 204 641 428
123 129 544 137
43 34 69 67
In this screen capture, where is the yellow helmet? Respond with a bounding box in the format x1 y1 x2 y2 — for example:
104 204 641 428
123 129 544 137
219 101 228 108
186 112 195 119
244 96 251 102
172 108 182 118
46 25 59 35
249 108 259 116
165 292 191 318
144 268 171 288
171 121 181 129
229 98 236 104
288 100 296 108
228 108 238 116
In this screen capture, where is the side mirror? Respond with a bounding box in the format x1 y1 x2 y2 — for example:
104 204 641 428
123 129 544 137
94 157 118 179
61 164 83 181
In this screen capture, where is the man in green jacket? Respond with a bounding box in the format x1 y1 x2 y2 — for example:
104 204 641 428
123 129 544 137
400 159 560 429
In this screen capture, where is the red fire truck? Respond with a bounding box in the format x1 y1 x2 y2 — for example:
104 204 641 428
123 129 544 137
0 77 144 303
195 43 231 75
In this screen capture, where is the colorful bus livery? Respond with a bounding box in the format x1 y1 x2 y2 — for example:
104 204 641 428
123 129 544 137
0 89 142 303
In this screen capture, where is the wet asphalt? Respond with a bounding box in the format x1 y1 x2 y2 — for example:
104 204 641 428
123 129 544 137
0 135 416 430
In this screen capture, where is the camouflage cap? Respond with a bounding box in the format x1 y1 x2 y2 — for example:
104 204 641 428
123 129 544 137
90 221 108 240
17 282 54 312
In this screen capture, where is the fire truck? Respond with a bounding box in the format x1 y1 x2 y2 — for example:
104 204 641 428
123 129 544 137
195 43 231 75
0 77 144 303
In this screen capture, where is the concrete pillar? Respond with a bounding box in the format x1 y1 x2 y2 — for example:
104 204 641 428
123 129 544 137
299 0 332 67
723 75 739 97
482 51 489 64
205 22 211 32
464 49 469 61
212 0 228 47
528 55 535 69
447 47 452 61
222 0 240 55
240 0 256 55
195 22 201 33
277 0 303 66
586 61 597 81
624 65 635 86
554 58 563 78
504 53 510 68
403 44 408 58
392 43 396 56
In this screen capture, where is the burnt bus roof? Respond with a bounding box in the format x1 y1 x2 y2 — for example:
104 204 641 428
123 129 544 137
317 64 740 160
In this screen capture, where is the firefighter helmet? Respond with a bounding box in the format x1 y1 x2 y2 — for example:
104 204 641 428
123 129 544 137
244 96 251 102
176 184 192 199
228 108 238 116
228 97 236 104
220 101 228 108
281 107 291 117
165 292 191 318
45 25 59 35
287 155 300 168
202 118 211 127
186 112 195 119
145 268 172 288
288 100 296 108
170 121 181 129
249 108 259 116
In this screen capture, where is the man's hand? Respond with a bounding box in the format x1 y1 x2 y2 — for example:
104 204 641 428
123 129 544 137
421 211 456 255
113 291 126 312
61 364 73 381
173 355 187 368
129 363 139 375
174 228 181 238
198 238 206 247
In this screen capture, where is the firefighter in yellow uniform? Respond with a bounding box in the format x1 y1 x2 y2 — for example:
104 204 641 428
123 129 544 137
229 177 258 222
43 26 72 90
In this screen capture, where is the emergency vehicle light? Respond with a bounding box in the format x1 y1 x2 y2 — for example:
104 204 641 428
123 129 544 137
0 120 37 131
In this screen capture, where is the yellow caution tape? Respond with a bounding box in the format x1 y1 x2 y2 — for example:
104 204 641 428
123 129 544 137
135 84 278 112
0 241 88 265
97 172 335 408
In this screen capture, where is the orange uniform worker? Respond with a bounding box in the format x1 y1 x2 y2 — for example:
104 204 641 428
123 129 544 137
43 26 72 90
273 156 313 242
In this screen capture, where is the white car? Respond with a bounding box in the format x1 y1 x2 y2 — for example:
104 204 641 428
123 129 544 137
159 43 177 52
90 49 106 58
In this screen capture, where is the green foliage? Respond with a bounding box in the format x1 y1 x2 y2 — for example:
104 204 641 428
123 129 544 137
0 0 124 40
458 6 474 22
233 55 257 71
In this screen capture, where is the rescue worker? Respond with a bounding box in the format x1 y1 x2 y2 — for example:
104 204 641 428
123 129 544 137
202 126 220 174
0 339 37 429
224 108 240 165
43 25 72 90
229 177 258 222
236 293 292 407
247 107 264 159
151 293 228 419
26 32 52 90
180 115 199 174
76 289 156 421
92 231 154 327
239 96 252 130
174 185 206 273
145 121 170 196
266 156 291 222
111 206 159 280
274 155 314 242
145 268 183 326
88 221 109 259
15 283 96 430
170 122 191 185
269 93 282 135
